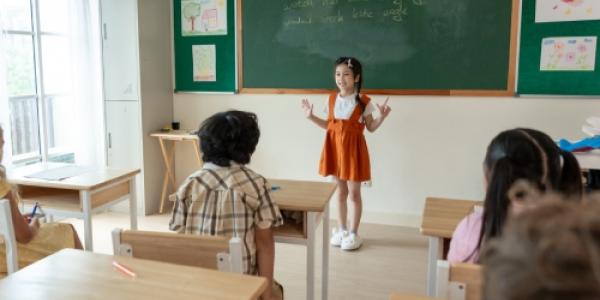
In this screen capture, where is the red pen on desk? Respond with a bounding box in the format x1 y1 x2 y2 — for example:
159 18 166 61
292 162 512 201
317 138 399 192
112 260 137 278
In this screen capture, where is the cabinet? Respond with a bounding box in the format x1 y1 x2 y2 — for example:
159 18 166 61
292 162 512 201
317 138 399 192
100 0 174 214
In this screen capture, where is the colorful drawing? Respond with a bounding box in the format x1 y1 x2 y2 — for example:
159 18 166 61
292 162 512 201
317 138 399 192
182 0 227 36
192 45 216 81
540 36 596 71
536 0 600 22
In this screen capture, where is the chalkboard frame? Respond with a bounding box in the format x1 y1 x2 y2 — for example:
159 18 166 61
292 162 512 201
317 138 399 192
237 0 519 96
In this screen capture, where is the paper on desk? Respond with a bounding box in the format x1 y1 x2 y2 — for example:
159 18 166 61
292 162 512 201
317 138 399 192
25 165 93 181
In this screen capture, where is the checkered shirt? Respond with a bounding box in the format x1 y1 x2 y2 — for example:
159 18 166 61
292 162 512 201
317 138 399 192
169 163 283 274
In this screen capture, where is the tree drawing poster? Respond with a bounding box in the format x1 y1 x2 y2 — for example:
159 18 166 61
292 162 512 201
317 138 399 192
540 36 596 71
192 45 216 81
181 0 227 36
536 0 600 23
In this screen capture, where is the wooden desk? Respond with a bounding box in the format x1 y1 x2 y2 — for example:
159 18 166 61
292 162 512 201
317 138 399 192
7 163 140 251
420 197 482 297
0 249 267 300
573 150 600 170
150 130 202 213
269 179 336 300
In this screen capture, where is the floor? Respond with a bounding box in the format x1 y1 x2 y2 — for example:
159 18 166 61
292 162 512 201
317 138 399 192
63 212 429 300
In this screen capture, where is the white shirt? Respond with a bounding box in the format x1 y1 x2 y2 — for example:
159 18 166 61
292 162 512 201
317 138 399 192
323 93 376 121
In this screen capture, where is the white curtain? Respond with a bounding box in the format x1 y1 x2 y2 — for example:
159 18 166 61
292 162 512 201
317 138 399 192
67 0 104 166
0 2 13 165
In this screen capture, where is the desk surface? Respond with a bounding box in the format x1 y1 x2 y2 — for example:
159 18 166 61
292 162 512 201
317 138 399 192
150 130 198 140
420 197 482 238
7 163 140 190
573 150 600 170
270 179 336 212
0 249 267 300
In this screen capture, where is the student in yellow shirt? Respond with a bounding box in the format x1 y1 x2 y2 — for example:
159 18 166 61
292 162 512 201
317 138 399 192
0 125 82 273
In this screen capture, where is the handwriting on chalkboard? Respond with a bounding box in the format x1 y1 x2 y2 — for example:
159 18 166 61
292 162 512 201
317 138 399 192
283 0 425 27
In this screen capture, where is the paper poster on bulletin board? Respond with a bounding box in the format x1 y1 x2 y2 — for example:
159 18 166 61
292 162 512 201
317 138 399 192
181 0 227 36
536 0 600 23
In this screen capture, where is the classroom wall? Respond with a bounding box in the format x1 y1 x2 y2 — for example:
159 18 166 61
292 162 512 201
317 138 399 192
173 94 600 227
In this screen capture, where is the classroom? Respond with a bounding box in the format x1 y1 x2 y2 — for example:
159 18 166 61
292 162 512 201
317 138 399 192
0 0 600 299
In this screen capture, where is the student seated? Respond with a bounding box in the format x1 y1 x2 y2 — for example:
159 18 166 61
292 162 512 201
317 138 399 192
169 110 284 300
0 125 83 273
447 128 582 263
482 195 600 299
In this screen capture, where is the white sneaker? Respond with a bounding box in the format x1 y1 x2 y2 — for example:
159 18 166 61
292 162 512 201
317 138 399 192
341 233 363 250
330 228 348 247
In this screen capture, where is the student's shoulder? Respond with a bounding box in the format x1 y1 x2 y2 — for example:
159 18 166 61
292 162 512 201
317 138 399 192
235 165 268 186
359 94 371 104
455 210 483 235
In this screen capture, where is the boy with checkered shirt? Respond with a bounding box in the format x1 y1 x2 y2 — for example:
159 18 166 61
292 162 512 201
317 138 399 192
169 110 283 300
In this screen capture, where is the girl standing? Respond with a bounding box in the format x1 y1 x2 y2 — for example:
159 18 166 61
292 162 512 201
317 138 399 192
301 57 391 250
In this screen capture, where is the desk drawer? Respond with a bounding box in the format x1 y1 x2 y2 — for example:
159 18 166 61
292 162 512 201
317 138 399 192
274 210 307 239
19 186 80 211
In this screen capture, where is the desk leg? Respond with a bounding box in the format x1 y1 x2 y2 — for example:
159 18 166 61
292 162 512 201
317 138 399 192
426 237 443 297
322 204 330 300
129 176 138 230
158 139 177 213
81 190 93 251
192 139 202 167
306 212 316 300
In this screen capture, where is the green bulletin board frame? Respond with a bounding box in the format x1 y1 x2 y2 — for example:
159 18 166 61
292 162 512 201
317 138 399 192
518 0 600 95
173 0 236 93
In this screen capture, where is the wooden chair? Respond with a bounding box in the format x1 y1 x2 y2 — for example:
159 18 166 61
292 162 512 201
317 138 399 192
421 197 482 296
0 199 18 274
112 229 243 273
435 260 482 300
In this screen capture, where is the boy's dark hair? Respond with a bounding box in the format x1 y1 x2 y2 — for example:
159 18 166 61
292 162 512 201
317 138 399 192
197 110 260 167
482 198 600 299
335 56 365 113
476 128 582 259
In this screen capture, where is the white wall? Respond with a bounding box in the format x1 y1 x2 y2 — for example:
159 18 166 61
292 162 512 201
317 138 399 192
174 93 600 227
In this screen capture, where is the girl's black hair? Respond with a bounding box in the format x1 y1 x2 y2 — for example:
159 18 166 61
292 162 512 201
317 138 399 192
474 128 582 261
335 57 365 113
197 110 260 167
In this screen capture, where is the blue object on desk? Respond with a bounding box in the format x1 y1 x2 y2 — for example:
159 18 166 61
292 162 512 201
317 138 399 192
29 202 39 224
270 186 280 191
559 136 600 152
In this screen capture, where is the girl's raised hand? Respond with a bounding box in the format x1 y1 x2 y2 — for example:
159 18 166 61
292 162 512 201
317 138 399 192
377 97 391 118
301 98 314 118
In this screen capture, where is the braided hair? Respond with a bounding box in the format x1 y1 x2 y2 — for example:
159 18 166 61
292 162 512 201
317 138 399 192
335 57 365 113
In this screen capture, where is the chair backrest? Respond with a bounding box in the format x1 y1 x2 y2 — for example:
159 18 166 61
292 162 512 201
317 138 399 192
421 197 483 239
0 199 18 274
436 260 482 300
112 229 243 273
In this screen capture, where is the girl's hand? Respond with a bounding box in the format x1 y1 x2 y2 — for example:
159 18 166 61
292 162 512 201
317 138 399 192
301 98 314 118
27 216 40 236
377 97 391 119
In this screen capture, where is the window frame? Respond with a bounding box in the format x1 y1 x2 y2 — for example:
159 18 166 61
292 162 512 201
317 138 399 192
5 0 72 165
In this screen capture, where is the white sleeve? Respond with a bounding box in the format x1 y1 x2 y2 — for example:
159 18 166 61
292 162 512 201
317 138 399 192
362 101 376 117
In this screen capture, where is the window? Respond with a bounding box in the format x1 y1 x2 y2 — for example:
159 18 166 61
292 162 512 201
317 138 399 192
1 0 103 166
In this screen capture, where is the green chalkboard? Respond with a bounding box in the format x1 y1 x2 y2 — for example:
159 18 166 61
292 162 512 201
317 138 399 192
173 0 235 92
518 0 600 95
241 0 516 93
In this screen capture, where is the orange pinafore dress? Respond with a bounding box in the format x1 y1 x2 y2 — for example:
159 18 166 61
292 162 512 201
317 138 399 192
319 93 371 182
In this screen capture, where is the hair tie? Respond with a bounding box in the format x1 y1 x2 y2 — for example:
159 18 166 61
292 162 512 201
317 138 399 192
347 58 353 68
